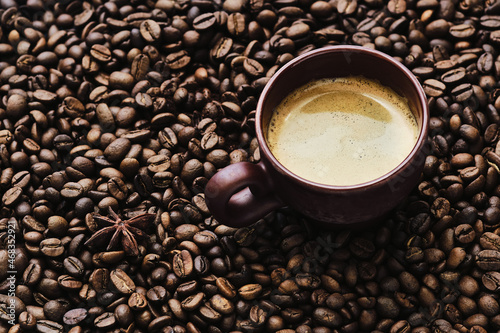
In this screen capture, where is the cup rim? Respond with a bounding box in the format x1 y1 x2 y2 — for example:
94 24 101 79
256 45 429 190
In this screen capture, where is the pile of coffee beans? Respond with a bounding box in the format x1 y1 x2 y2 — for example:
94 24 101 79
1 0 500 332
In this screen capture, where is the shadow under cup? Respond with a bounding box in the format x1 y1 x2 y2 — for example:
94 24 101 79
256 46 429 227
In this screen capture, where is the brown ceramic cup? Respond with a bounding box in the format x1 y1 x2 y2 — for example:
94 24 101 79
205 46 429 228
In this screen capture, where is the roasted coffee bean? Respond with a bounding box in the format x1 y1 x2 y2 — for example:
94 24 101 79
313 307 342 328
452 83 474 102
0 130 13 145
211 37 233 61
147 285 168 303
110 72 134 90
104 138 131 162
89 268 110 293
480 232 500 251
43 299 69 322
227 13 246 36
58 275 83 290
193 255 209 275
113 303 133 327
90 45 112 62
63 308 87 326
477 250 500 270
173 250 194 278
23 263 42 286
478 294 499 317
441 67 466 84
238 284 262 300
216 277 237 299
63 256 85 277
296 273 321 289
349 237 375 259
107 177 128 200
166 50 191 70
131 54 150 81
3 186 22 206
18 311 36 330
478 52 494 73
110 269 136 294
140 20 161 42
210 294 234 314
243 58 264 77
423 79 446 97
128 292 148 310
193 13 217 31
94 312 116 329
36 320 63 333
449 24 475 39
181 291 204 311
40 238 64 257
480 15 500 28
455 224 476 243
60 182 84 199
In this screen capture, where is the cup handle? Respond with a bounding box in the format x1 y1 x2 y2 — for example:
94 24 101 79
205 161 284 227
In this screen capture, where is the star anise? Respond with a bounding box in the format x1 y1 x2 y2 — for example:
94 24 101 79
84 207 155 256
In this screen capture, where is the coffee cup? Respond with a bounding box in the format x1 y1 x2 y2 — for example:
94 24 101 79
205 46 429 228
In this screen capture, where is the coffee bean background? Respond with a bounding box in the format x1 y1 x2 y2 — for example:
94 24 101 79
1 0 500 332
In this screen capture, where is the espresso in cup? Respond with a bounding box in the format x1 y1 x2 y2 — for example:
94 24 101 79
205 46 429 227
266 76 419 186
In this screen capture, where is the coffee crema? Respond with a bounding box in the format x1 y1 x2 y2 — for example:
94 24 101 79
266 76 419 186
